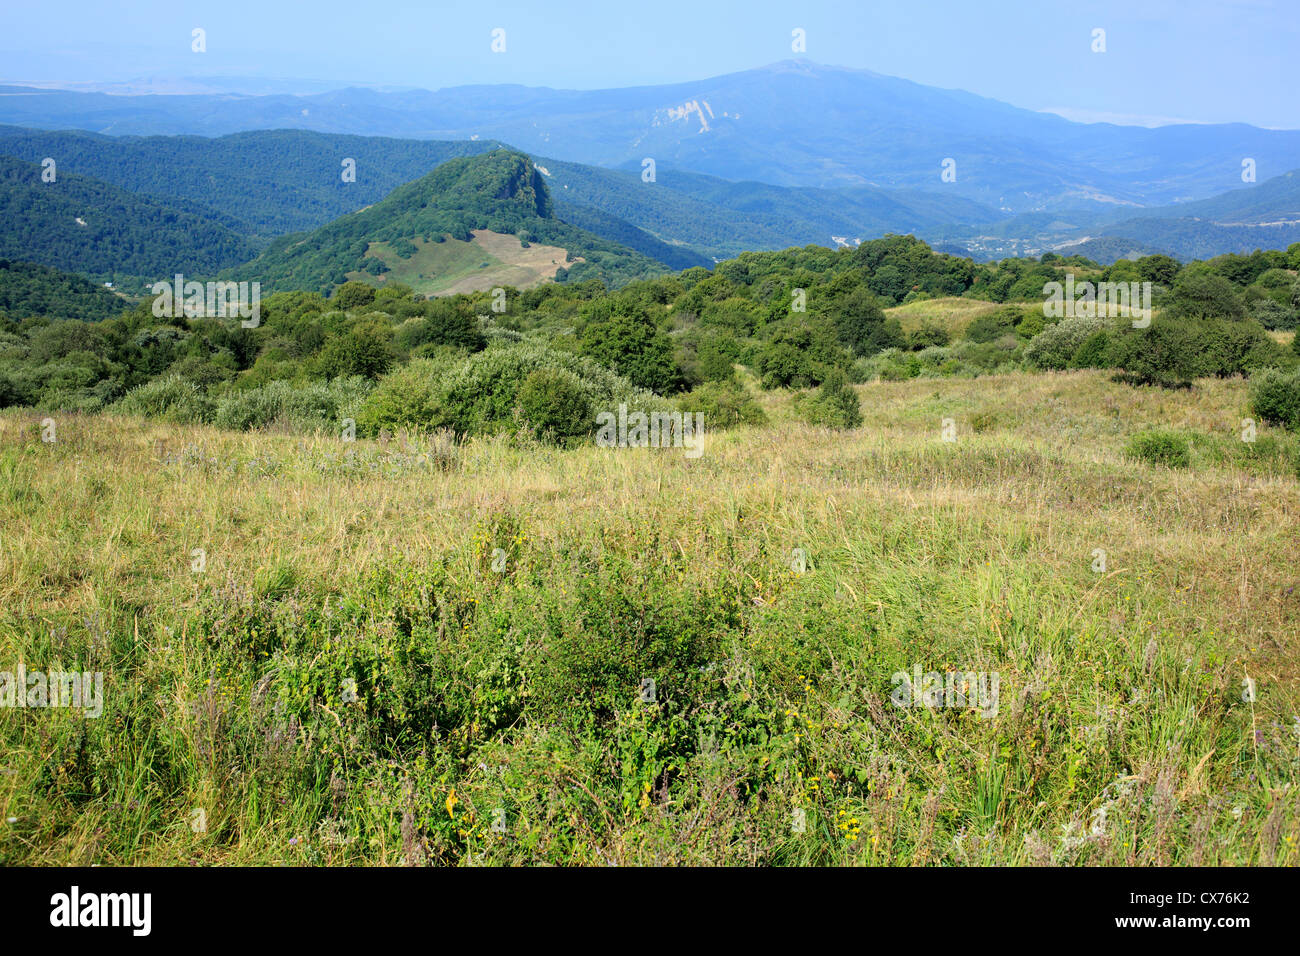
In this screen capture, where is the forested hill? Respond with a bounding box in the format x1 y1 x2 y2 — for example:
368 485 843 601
0 126 501 239
0 155 258 282
0 125 996 262
0 259 126 321
225 150 668 293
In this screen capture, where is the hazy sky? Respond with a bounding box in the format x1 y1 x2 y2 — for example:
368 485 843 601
2 0 1293 128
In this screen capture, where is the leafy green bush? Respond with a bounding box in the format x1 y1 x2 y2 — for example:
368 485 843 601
393 299 486 354
313 325 395 380
1024 317 1112 370
355 357 454 436
757 342 816 388
1125 429 1191 468
964 306 1020 343
114 374 213 424
677 380 767 430
796 373 863 429
1163 271 1246 321
517 368 594 440
358 342 669 439
756 317 852 388
1069 330 1118 369
907 324 949 350
579 310 683 394
213 377 371 432
1250 367 1300 430
827 288 887 354
1249 298 1296 331
332 281 377 310
1111 317 1289 387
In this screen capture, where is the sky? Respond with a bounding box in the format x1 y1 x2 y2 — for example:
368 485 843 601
2 0 1294 128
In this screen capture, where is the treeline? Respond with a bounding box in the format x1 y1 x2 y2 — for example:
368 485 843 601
3 235 1300 440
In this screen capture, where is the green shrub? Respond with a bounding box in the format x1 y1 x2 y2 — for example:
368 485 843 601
213 377 371 432
829 289 888 354
579 311 684 394
1069 330 1117 369
1125 429 1191 468
695 336 739 382
313 326 394 380
797 373 863 429
1111 317 1289 387
1250 367 1300 430
965 307 1020 343
1164 271 1246 321
677 380 767 430
856 348 921 381
114 374 213 424
517 368 593 441
332 281 377 310
355 357 453 436
357 343 669 439
1015 310 1046 340
757 342 816 388
1024 317 1112 370
756 316 853 387
907 324 949 350
1250 299 1297 331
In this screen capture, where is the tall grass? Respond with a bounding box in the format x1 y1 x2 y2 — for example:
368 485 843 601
1 369 1297 865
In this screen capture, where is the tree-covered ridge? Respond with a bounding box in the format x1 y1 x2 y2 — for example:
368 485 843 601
0 125 503 239
540 157 999 260
548 199 713 271
0 124 1007 264
0 155 258 283
0 259 125 322
226 150 670 293
6 123 1300 267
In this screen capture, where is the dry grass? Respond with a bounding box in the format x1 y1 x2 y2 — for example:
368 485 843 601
885 296 1009 336
1 368 1297 865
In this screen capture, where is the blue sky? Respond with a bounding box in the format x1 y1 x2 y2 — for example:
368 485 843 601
3 0 1294 128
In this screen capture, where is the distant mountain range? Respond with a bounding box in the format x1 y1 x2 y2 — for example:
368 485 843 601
4 60 1300 214
2 61 1299 272
948 168 1300 261
0 125 996 265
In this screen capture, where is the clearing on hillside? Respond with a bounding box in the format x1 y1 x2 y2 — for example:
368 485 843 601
886 296 1012 336
350 229 582 296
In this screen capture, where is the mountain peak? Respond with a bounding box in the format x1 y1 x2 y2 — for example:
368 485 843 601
228 149 661 294
752 59 881 79
400 149 554 221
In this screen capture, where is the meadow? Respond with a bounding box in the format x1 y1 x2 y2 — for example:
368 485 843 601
2 368 1297 865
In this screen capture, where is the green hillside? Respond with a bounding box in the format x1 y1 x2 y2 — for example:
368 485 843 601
0 126 998 263
0 259 128 321
0 155 257 283
0 125 499 240
228 150 668 293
